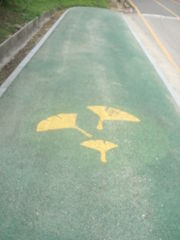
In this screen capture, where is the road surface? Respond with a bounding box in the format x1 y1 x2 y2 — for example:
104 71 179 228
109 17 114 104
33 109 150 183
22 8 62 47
124 0 180 109
0 7 180 240
132 0 180 66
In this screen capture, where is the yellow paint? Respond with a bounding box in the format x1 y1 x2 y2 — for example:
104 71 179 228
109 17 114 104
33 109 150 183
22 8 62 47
88 106 140 130
37 113 92 138
129 0 180 72
81 140 118 163
154 0 180 18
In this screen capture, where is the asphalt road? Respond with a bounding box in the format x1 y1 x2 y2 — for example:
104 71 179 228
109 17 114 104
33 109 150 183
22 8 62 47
124 0 180 108
0 6 180 240
133 0 180 16
132 0 180 66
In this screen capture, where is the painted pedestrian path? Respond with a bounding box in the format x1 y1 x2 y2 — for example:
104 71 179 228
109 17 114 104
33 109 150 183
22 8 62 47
0 7 180 240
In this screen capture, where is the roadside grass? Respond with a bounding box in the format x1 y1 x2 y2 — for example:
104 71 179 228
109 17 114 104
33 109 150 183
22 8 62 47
0 0 109 43
60 0 108 8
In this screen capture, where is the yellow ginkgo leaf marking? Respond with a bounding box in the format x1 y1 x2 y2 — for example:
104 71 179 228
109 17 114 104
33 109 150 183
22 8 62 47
88 106 140 130
81 140 118 163
37 113 92 138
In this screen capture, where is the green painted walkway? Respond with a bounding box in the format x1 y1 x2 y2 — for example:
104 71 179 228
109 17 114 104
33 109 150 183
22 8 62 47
0 7 180 240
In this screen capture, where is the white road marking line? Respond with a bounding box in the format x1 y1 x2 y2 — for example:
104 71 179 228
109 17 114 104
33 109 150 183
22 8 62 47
143 13 180 20
153 0 180 19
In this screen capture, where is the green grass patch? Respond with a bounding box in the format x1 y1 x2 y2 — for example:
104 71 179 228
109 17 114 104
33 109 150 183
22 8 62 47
0 0 109 43
60 0 108 8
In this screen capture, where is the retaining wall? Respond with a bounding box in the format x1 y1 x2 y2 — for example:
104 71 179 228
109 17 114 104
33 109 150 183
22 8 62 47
0 10 54 70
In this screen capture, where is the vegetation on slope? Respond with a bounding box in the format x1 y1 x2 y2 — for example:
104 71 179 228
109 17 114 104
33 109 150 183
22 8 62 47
0 0 109 43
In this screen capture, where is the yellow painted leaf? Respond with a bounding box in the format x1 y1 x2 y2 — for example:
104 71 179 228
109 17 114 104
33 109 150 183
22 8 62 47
37 113 92 138
81 139 118 163
88 106 140 130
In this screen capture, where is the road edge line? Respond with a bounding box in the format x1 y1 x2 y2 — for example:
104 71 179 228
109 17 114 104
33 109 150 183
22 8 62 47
122 14 180 109
153 0 180 19
0 9 70 98
143 13 179 20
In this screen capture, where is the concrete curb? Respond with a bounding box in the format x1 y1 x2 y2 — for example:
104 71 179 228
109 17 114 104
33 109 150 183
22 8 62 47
0 10 55 71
